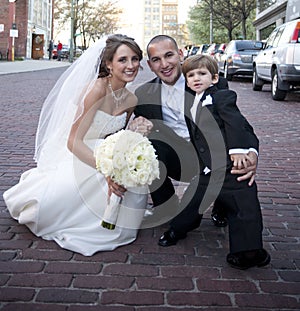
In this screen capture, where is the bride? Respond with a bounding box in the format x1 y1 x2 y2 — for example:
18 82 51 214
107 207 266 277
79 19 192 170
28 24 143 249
3 34 149 256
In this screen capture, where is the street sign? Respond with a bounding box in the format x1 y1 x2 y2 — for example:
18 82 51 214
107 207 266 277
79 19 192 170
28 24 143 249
0 24 4 32
10 29 18 37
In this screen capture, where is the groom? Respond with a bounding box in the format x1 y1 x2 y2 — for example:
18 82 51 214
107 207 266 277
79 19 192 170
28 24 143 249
130 35 259 244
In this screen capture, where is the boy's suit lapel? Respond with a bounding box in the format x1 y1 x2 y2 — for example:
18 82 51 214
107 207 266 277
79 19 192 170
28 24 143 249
194 85 218 124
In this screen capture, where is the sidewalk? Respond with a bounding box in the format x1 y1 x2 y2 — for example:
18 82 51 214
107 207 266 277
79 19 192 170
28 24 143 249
0 59 70 75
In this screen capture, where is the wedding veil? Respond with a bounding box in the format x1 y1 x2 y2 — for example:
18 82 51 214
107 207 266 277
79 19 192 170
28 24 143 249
34 37 107 164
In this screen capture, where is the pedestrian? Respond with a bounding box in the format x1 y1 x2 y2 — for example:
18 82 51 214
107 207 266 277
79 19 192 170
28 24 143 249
3 34 148 256
128 35 261 267
48 39 53 60
57 40 62 61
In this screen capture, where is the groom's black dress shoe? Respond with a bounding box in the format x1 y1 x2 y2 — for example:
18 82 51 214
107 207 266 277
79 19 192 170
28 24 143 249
211 212 228 227
158 229 187 247
227 248 271 270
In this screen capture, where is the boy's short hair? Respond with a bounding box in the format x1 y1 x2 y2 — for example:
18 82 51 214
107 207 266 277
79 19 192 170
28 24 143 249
182 55 219 78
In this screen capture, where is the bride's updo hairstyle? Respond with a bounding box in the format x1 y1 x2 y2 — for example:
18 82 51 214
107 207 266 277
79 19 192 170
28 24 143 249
98 34 143 78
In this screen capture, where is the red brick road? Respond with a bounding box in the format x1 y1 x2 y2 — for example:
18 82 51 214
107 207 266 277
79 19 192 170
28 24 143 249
0 65 299 310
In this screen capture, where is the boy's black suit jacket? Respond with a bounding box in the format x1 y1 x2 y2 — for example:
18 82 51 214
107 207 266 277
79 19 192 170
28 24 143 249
184 85 259 171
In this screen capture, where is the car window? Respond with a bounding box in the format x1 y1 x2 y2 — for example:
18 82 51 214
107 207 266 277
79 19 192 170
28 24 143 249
265 29 278 49
236 41 262 50
273 26 284 47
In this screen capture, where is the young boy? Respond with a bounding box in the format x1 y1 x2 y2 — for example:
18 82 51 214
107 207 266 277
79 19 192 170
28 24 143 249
171 54 270 269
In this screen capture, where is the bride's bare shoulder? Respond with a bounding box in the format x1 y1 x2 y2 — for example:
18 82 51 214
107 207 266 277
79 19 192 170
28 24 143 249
86 78 107 98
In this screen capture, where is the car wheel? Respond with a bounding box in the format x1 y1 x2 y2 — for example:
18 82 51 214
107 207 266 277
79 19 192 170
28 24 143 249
252 67 263 91
224 63 232 81
271 69 287 101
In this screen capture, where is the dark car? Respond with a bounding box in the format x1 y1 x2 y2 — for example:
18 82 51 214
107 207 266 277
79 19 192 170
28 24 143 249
218 40 264 80
253 18 300 100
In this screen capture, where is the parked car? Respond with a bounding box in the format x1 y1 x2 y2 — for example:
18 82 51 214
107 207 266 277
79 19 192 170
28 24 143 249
183 44 193 59
61 45 70 59
218 40 264 81
196 44 211 55
213 43 227 63
203 43 220 57
188 45 200 57
252 18 300 100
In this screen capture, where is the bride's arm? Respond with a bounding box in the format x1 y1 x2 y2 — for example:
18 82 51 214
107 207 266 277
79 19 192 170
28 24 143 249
67 81 104 168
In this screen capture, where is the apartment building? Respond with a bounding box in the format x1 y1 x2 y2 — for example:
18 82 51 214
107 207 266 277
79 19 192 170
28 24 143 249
119 0 191 52
0 0 53 60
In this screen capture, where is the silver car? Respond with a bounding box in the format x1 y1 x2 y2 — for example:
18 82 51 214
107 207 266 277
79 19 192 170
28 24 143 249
253 18 300 100
218 40 263 81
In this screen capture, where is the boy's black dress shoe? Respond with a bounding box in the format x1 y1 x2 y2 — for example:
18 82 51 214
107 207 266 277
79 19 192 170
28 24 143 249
211 212 228 227
227 248 271 270
158 229 187 247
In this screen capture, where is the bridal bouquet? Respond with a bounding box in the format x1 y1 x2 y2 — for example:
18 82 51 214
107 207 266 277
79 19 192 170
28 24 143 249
94 129 159 229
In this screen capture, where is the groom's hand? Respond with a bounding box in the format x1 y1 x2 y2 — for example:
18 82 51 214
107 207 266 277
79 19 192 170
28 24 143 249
231 151 258 186
128 116 153 136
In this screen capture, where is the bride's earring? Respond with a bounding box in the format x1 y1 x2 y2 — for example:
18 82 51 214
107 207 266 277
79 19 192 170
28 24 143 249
107 67 113 78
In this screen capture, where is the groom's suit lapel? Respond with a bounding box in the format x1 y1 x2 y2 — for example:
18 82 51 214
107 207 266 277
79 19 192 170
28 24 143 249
145 77 163 120
184 82 196 125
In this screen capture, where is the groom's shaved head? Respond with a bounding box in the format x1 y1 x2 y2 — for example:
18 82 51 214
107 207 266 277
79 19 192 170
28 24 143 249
146 35 179 57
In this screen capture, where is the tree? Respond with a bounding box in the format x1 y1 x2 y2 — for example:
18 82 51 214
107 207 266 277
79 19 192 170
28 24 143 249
235 0 257 39
187 0 256 43
54 0 122 50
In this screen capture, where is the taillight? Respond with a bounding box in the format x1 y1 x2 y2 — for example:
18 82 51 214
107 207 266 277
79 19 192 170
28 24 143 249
291 21 300 43
232 53 241 61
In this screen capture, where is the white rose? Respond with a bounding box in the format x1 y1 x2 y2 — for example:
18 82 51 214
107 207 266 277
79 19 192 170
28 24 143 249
113 152 126 170
99 158 113 176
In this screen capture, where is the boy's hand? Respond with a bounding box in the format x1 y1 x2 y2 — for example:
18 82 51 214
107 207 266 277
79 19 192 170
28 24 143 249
231 151 258 186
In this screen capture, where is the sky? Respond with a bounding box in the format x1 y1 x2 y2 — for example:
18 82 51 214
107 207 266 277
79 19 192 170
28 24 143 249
177 0 198 23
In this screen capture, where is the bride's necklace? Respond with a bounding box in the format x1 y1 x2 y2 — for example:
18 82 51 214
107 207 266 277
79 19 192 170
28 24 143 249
108 81 125 108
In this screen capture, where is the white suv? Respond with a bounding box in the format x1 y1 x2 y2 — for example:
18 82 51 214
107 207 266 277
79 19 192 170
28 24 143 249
252 18 300 100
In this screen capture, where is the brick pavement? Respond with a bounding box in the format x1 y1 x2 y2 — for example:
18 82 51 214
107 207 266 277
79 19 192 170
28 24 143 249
0 63 299 310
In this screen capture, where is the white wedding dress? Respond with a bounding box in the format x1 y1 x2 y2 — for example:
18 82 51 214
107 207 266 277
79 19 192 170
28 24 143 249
3 110 148 256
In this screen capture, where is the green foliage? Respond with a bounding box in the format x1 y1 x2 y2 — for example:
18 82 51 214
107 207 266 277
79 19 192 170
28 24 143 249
187 0 256 44
54 0 122 49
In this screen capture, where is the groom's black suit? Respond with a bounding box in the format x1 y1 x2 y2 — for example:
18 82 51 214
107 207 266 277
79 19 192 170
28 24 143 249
134 77 199 207
134 78 262 253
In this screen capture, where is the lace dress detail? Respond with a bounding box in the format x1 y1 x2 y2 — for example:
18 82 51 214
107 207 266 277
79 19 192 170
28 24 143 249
85 111 127 140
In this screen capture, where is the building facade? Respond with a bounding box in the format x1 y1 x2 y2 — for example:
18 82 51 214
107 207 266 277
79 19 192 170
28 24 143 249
254 0 300 40
0 0 53 60
117 0 192 52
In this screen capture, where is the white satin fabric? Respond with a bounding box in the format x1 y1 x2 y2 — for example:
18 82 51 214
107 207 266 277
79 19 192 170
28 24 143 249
3 111 148 256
